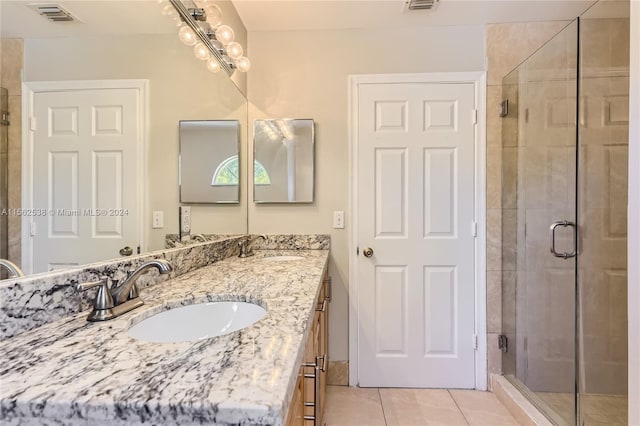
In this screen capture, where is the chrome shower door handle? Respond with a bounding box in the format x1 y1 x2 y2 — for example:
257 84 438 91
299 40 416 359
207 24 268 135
549 220 577 259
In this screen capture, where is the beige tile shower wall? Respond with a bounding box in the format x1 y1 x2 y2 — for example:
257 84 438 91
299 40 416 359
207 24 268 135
0 38 23 266
484 21 570 384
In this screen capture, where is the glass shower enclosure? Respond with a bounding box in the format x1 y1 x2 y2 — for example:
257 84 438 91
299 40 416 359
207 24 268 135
501 1 630 424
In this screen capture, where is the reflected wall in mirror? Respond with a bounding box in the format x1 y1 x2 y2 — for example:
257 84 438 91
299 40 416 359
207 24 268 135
180 120 240 204
253 119 315 203
0 0 248 277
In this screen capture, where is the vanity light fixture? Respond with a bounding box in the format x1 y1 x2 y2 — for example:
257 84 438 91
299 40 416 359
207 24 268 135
164 0 250 76
259 119 295 142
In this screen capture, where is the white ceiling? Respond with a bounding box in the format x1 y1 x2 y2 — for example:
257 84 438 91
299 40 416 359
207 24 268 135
0 1 178 38
233 0 597 32
0 0 598 39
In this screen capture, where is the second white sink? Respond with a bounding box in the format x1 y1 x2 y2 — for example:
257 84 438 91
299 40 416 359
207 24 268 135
128 301 266 343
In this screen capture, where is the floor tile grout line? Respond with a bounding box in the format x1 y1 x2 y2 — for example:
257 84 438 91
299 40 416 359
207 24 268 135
377 388 389 426
448 390 471 426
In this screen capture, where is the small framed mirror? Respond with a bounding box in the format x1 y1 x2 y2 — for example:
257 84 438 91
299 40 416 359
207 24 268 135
179 120 240 204
253 119 314 203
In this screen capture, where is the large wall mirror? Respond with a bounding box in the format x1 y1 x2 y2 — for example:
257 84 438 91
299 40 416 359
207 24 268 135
0 0 248 277
180 120 240 204
253 119 315 203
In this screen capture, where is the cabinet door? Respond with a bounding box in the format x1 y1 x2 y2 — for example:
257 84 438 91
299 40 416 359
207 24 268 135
299 273 331 426
286 372 304 426
304 311 319 421
317 276 329 424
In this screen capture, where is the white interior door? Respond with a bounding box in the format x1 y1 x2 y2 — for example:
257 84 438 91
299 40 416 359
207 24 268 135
357 82 477 388
28 86 142 273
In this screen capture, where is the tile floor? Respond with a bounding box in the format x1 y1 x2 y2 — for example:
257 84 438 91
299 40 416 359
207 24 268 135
537 391 628 426
324 386 521 425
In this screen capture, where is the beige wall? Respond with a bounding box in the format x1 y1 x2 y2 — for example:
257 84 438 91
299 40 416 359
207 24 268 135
0 38 23 266
23 33 247 253
247 25 486 363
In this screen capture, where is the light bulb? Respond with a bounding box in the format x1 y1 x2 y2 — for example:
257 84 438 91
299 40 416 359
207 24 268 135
235 56 251 72
226 42 243 59
206 58 221 73
194 42 210 61
204 4 223 28
215 25 234 45
178 25 197 46
162 4 174 15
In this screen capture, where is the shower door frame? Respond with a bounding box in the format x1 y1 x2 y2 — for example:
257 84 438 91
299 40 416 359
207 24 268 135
500 18 581 425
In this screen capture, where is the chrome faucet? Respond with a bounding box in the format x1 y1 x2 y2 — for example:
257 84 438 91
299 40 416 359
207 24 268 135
238 234 267 258
191 234 207 243
77 259 173 322
0 259 25 279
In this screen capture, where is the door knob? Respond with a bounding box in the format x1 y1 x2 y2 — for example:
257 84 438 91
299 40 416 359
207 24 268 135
362 247 374 258
119 246 133 256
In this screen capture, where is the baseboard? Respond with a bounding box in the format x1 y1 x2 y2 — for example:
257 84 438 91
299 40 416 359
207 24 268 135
327 361 348 386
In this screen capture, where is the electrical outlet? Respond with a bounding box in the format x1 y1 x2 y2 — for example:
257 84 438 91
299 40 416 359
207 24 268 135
333 211 345 229
180 206 191 234
152 211 164 229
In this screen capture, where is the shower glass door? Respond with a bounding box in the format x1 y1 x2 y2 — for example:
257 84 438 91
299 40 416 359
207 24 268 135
577 1 629 424
501 20 579 426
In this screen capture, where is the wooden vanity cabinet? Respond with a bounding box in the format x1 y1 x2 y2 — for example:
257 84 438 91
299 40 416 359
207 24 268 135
286 274 330 426
286 367 305 426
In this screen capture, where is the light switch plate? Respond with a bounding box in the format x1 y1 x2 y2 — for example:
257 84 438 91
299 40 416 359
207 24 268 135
180 206 191 234
333 211 345 229
152 211 164 229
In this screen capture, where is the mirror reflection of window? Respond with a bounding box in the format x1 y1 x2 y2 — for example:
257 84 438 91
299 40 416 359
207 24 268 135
212 155 240 186
254 160 271 185
212 156 271 186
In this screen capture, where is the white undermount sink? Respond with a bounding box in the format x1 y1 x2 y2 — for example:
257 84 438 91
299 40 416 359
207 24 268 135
127 301 266 343
261 255 305 262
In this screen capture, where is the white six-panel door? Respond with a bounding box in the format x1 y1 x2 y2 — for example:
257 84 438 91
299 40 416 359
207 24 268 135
357 82 477 388
28 87 141 273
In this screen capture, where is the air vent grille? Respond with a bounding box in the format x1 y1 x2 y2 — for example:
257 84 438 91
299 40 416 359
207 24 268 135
29 4 74 21
406 0 439 10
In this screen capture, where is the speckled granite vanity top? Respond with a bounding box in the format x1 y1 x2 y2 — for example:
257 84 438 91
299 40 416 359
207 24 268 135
0 250 329 426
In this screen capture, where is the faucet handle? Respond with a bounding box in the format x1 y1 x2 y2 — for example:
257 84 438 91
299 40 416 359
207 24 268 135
76 276 114 310
238 239 250 257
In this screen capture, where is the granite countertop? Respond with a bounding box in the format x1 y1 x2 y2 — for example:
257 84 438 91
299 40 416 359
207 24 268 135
0 250 329 426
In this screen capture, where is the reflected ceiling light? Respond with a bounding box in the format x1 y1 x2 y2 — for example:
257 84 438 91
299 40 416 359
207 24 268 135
194 42 210 60
206 58 221 73
214 25 235 45
235 56 251 73
276 119 295 141
165 0 250 76
226 42 243 60
203 3 223 28
178 25 197 46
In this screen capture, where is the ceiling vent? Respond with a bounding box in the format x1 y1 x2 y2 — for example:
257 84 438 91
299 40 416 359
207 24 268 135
405 0 439 11
28 4 75 22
